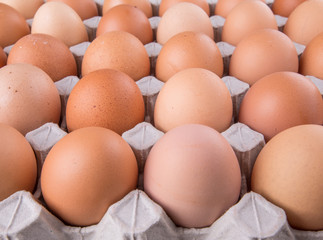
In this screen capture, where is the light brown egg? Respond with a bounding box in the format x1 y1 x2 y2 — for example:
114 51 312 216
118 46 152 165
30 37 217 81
96 4 153 44
222 0 277 46
66 69 145 135
103 0 153 18
159 0 210 16
0 63 61 135
0 46 7 68
8 33 77 82
82 31 150 80
0 123 37 201
41 126 138 226
251 124 323 231
0 0 43 19
272 0 306 17
47 0 98 20
215 0 266 18
154 68 232 133
229 29 299 85
156 2 214 45
144 124 241 228
284 0 323 45
299 32 323 80
31 1 89 47
239 71 323 142
155 31 223 82
0 3 30 48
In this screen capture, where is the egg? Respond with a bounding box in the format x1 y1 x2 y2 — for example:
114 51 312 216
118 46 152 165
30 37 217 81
82 31 150 80
0 0 43 19
299 32 323 80
144 124 241 228
0 46 6 68
154 68 232 133
229 29 299 85
283 0 323 45
0 123 37 201
222 0 278 46
31 1 89 47
0 3 30 48
156 2 214 45
41 126 138 226
239 71 323 142
46 0 98 20
155 31 223 82
0 63 61 135
272 0 307 17
96 4 153 44
158 0 210 16
251 124 323 231
8 33 77 82
66 68 145 134
214 0 266 18
102 0 153 18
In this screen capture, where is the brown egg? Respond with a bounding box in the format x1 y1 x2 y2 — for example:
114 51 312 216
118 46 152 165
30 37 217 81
156 2 214 45
215 0 266 18
144 124 241 228
47 0 98 20
0 63 61 135
96 4 153 44
155 31 223 82
272 0 306 17
8 33 77 82
0 3 30 48
239 71 323 142
82 31 150 80
0 123 37 201
41 126 138 226
222 0 278 46
299 32 323 79
154 68 232 133
159 0 210 16
66 69 145 134
251 124 323 231
229 29 299 85
0 46 7 68
102 0 153 18
0 0 43 19
284 0 323 45
31 1 89 47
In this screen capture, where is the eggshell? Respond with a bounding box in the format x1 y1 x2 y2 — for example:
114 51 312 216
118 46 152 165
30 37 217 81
272 0 306 17
144 124 241 228
66 69 145 134
8 33 77 82
96 4 153 44
0 123 37 201
229 29 299 85
239 71 323 141
299 32 323 80
214 0 266 18
222 0 278 46
31 2 89 47
0 63 61 135
46 0 98 20
102 0 153 18
82 31 150 80
41 126 138 226
155 31 223 82
251 124 323 231
0 46 6 68
156 2 214 45
0 3 30 48
154 68 232 133
283 0 323 45
0 0 43 19
158 0 210 16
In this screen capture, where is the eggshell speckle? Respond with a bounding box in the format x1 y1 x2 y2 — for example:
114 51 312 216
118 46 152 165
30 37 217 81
144 124 241 228
159 0 210 16
102 0 153 18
